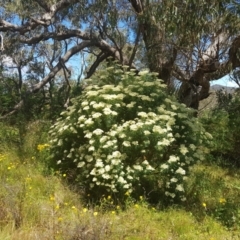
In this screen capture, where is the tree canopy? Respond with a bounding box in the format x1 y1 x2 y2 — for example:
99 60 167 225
1 0 240 116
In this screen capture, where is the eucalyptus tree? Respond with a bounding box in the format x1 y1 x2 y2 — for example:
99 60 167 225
1 0 240 116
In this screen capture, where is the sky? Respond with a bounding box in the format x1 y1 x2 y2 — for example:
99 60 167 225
210 75 239 88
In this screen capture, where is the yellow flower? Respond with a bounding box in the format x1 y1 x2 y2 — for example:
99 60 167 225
111 211 116 214
107 195 111 200
219 198 226 204
55 205 60 210
202 202 207 208
134 204 139 208
83 208 88 213
139 196 143 200
37 143 50 151
116 205 120 210
62 173 67 177
93 212 98 216
50 196 55 201
58 217 63 222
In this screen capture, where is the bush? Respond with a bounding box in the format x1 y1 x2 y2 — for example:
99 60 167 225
201 89 240 166
49 67 211 203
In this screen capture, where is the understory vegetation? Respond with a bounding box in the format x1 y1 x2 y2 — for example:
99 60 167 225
1 70 240 239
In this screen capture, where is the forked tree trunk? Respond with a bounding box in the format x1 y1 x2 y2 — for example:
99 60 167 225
129 0 233 111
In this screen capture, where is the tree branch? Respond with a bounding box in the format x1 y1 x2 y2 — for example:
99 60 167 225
31 41 93 93
0 0 79 34
129 27 141 69
86 51 111 79
20 29 91 44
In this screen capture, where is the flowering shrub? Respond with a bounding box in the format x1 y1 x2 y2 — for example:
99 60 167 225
49 67 211 202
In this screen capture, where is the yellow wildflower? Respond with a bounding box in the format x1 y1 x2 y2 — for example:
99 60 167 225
37 144 50 151
50 196 55 201
93 212 98 216
219 198 226 204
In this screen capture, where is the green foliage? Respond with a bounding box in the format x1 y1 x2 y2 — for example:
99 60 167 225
0 121 20 151
49 68 211 202
0 74 19 115
201 90 240 166
185 164 240 229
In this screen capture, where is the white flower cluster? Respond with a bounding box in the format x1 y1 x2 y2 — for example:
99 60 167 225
49 68 211 201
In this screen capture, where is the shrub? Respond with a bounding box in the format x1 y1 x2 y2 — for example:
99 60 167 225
49 67 211 202
201 89 240 166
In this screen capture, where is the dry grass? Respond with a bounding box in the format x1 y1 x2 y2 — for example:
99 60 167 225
0 150 240 240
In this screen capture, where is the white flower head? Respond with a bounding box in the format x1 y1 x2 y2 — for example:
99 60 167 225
105 165 111 172
112 151 121 158
88 146 95 152
95 159 104 168
180 144 189 155
77 161 85 168
92 112 102 118
170 177 178 183
157 138 171 146
93 128 104 135
118 176 126 184
171 104 177 110
143 130 151 135
85 118 94 126
132 141 138 145
133 165 143 171
81 101 89 107
100 136 108 143
176 184 184 192
123 141 131 147
137 112 148 118
168 155 179 163
176 167 186 175
160 163 169 170
85 132 92 138
83 106 90 111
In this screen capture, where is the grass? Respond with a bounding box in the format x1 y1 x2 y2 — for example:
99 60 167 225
0 121 240 239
